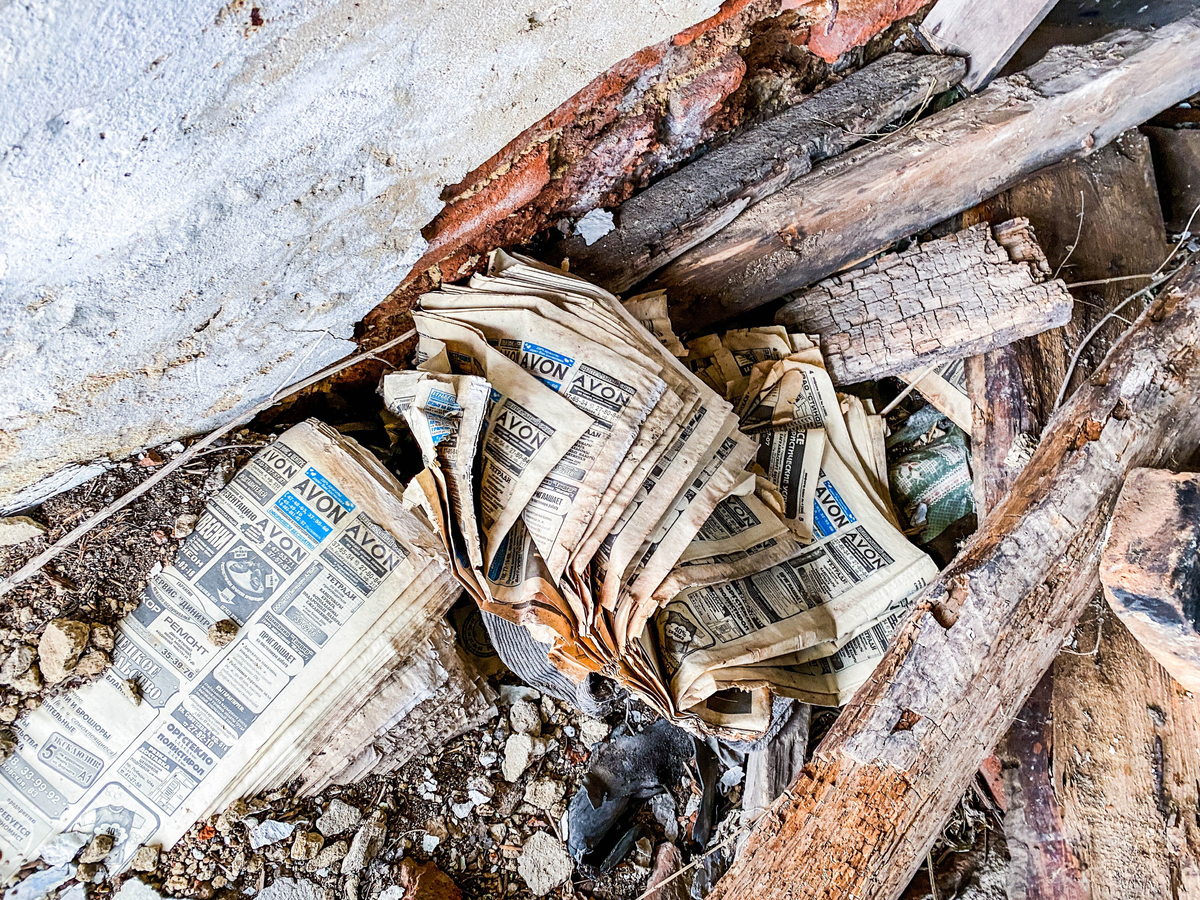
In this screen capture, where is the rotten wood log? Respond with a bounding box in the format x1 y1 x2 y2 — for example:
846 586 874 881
555 53 967 293
650 13 1200 334
916 0 1059 92
775 218 1072 384
709 254 1200 900
1100 468 1200 694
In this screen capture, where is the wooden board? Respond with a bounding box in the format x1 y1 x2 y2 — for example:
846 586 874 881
1144 125 1200 233
917 0 1059 92
1052 606 1200 898
647 14 1200 334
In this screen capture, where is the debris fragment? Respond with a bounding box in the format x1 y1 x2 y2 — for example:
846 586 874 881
37 619 91 684
249 820 295 850
396 858 462 900
258 877 324 900
316 799 362 838
205 618 239 647
128 844 160 872
572 208 615 246
0 516 45 547
78 833 114 864
517 830 573 897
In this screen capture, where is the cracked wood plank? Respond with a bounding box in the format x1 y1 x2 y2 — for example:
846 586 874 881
916 0 1059 92
775 218 1071 384
650 13 1200 334
554 53 967 294
709 254 1200 900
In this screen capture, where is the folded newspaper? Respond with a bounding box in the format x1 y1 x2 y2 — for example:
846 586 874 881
385 251 938 738
0 421 493 879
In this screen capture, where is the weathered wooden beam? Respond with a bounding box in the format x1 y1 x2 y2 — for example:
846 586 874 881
962 132 1177 900
651 14 1200 334
776 218 1072 384
916 0 1059 92
555 53 967 293
1100 468 1200 695
708 254 1200 900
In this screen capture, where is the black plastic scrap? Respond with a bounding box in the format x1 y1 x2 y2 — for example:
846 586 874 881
566 719 695 869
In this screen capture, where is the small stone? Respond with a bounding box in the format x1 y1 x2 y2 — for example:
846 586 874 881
165 876 189 894
502 733 533 782
523 778 564 812
174 514 200 540
79 833 113 864
129 844 161 872
290 831 324 861
38 620 91 684
488 824 507 843
259 877 324 900
249 819 294 850
578 718 609 747
120 678 143 705
0 727 16 762
206 619 239 647
517 831 573 897
316 798 362 837
113 878 163 900
0 707 16 723
90 625 115 651
508 699 541 736
396 858 463 900
307 839 348 871
72 650 110 679
420 833 440 854
75 862 104 883
340 810 387 876
0 516 45 547
649 793 679 843
0 645 36 685
10 663 42 694
633 835 653 870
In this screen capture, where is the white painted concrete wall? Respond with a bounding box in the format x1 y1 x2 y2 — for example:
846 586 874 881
0 0 719 510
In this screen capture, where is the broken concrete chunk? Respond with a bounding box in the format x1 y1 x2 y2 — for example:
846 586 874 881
259 877 325 900
517 831 573 897
307 839 348 872
78 833 113 864
38 619 91 684
0 645 36 685
113 878 163 900
524 777 565 812
129 844 161 872
0 516 45 547
340 810 386 875
1102 468 1200 693
90 624 115 651
72 650 110 679
502 733 534 782
578 717 609 747
316 798 362 837
290 830 324 861
206 619 239 647
509 698 542 735
250 819 295 850
11 663 43 694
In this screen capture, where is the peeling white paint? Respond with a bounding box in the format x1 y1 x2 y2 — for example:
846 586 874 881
0 0 720 508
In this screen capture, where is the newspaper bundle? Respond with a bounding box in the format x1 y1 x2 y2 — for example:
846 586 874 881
0 421 491 879
387 252 937 738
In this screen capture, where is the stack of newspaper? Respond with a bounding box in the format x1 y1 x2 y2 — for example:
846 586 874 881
0 421 487 879
386 251 937 737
